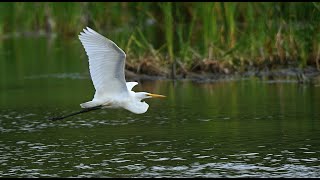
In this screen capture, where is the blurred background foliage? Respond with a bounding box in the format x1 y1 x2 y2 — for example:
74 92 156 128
0 2 320 74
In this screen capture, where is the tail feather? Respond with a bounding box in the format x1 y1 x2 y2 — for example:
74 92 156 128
80 101 101 108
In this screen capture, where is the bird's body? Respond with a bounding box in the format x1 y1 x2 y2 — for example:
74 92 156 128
50 27 165 121
81 81 149 114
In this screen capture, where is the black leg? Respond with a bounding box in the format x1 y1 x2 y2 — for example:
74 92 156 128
49 105 102 121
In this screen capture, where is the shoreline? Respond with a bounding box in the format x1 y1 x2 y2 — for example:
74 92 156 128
125 66 320 84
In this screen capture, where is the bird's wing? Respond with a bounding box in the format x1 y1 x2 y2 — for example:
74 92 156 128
78 27 128 99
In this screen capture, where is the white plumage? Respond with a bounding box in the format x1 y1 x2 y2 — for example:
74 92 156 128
78 27 165 114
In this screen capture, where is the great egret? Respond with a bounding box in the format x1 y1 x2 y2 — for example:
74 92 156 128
50 27 165 121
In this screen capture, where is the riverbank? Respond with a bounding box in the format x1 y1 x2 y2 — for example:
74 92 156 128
125 62 320 84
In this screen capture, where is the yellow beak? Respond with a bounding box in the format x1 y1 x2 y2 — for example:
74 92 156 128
148 93 166 98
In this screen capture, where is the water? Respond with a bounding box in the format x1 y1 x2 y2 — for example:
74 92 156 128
0 36 320 178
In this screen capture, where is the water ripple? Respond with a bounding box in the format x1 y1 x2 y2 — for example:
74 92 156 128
0 107 320 178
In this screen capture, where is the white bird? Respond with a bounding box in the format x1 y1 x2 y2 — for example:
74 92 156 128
50 27 165 121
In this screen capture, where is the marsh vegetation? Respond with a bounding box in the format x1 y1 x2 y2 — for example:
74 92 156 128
1 2 320 79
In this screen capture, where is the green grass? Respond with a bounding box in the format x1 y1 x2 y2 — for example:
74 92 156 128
1 2 320 74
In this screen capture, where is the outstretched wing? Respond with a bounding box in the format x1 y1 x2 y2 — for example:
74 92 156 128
78 27 128 100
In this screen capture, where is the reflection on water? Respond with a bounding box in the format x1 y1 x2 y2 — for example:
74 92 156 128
0 37 320 177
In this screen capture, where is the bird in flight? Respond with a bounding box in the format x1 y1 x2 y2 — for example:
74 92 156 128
50 27 165 121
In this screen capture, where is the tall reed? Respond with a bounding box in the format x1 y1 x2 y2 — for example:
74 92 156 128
159 2 174 63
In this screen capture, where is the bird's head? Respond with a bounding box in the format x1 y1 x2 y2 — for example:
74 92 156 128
136 92 166 101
